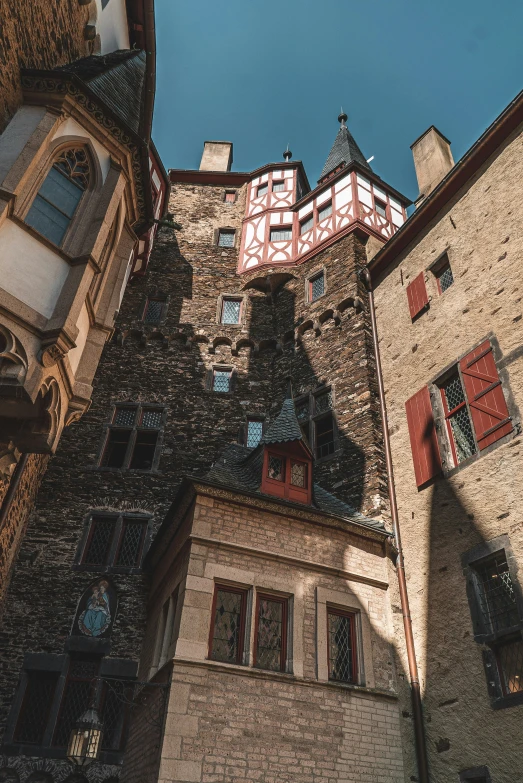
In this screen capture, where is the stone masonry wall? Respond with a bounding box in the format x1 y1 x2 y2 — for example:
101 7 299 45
374 123 523 781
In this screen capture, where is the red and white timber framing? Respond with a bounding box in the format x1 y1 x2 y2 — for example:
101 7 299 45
238 164 409 273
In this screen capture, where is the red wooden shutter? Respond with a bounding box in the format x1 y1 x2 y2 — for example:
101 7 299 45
405 386 442 487
406 272 429 320
459 341 512 450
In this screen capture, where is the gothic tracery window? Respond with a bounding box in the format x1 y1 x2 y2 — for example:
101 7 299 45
25 148 91 246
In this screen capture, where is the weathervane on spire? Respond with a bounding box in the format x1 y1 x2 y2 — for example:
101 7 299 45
338 107 348 128
283 143 292 162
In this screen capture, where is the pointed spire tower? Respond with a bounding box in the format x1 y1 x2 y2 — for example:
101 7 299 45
319 109 372 184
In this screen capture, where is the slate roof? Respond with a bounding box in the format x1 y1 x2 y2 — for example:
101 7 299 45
204 443 386 532
320 123 372 181
261 397 305 445
56 50 147 138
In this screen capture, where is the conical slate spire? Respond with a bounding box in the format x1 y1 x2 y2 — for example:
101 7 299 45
261 397 303 445
319 110 372 181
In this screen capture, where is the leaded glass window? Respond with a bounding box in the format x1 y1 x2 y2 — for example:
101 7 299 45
143 298 165 324
327 608 357 683
221 298 242 324
290 461 306 487
270 227 292 241
115 519 148 567
246 419 263 448
318 201 332 221
475 553 519 633
497 639 523 695
80 513 149 570
101 404 163 470
82 517 114 566
212 369 232 393
437 262 454 293
315 389 333 414
218 229 235 248
53 659 98 747
294 388 336 459
300 215 313 234
255 596 287 671
267 454 284 481
14 672 58 745
100 680 128 751
310 272 325 301
272 180 285 192
210 587 247 664
25 148 90 246
441 374 477 464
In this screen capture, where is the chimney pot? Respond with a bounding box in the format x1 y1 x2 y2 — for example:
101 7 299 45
410 126 454 207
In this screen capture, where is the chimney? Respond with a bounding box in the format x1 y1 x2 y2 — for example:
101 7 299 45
410 126 454 207
199 141 233 172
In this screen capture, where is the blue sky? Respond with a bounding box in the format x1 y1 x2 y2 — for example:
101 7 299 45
153 0 523 199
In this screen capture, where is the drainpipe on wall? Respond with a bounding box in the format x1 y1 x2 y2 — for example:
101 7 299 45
360 267 430 783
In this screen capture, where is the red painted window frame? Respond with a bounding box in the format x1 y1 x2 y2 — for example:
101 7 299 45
326 606 358 684
272 180 285 192
257 183 268 197
220 296 243 324
261 448 312 504
404 386 442 487
439 372 477 467
269 225 293 242
142 296 165 322
300 214 313 235
253 592 288 672
208 584 248 665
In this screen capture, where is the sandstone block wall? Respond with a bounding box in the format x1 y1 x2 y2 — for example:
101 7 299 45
374 123 523 781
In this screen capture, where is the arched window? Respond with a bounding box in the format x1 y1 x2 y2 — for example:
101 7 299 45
25 148 90 246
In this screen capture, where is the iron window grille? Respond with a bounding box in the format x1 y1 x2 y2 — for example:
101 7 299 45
300 215 313 234
374 198 387 218
496 638 523 696
224 190 236 203
327 607 358 683
318 201 332 221
254 594 288 672
99 404 164 471
220 298 242 325
295 387 337 460
209 585 248 665
25 148 90 246
270 227 292 241
440 372 477 465
212 368 232 393
257 183 268 197
309 271 325 301
436 259 454 293
218 229 235 248
142 297 167 324
272 180 285 192
246 418 264 448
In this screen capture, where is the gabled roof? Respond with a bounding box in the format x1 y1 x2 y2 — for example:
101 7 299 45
320 120 372 181
261 397 304 445
56 50 147 138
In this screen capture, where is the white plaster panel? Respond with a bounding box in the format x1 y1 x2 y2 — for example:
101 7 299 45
245 258 258 269
315 188 331 207
358 186 373 207
96 0 130 54
356 173 371 188
68 302 90 373
260 173 269 183
255 216 266 241
272 251 288 261
52 117 111 183
298 203 313 219
389 196 402 212
373 184 387 201
334 174 351 193
0 220 69 317
0 106 47 186
272 171 282 178
252 177 260 186
391 209 405 227
283 212 293 222
245 223 255 245
269 213 281 225
283 169 293 179
334 185 352 208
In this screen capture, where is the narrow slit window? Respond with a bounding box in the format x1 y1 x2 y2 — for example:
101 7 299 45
440 373 477 465
82 516 114 566
255 595 288 672
221 298 242 324
209 586 247 664
143 298 166 324
309 271 325 301
218 229 235 248
213 369 232 393
270 227 292 241
327 608 357 683
318 201 332 221
300 215 313 234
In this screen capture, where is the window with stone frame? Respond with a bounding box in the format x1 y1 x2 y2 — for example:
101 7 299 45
25 147 90 247
224 190 237 203
99 404 164 471
209 585 248 665
220 297 243 325
245 417 264 448
308 270 325 302
14 671 59 745
254 594 289 672
212 367 233 393
327 607 358 683
431 252 454 294
142 295 168 324
76 512 150 572
152 586 180 673
217 228 236 248
294 387 337 459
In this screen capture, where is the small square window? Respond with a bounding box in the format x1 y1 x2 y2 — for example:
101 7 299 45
224 190 236 203
143 298 165 324
436 259 454 293
327 607 357 683
375 199 387 218
318 201 332 221
257 183 268 197
270 227 292 241
221 298 242 325
272 180 285 192
213 369 232 393
300 215 313 234
309 272 325 301
246 419 263 448
218 229 235 248
267 454 284 481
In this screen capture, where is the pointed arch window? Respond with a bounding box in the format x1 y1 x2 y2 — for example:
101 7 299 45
25 148 90 246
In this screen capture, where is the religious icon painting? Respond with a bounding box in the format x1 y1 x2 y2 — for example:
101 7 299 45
74 578 117 638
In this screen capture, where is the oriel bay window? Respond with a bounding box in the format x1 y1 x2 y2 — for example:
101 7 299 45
327 607 358 684
209 585 248 665
254 594 289 672
99 404 164 471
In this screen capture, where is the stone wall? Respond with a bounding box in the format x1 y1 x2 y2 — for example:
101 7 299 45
373 122 523 781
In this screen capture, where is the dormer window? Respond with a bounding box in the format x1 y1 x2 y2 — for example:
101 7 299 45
262 448 311 504
290 461 306 487
268 455 284 481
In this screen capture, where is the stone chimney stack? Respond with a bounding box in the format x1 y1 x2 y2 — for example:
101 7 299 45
411 126 454 207
199 141 233 172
